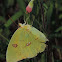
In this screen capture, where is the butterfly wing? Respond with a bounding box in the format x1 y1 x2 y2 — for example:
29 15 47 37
30 26 48 42
6 25 47 62
19 28 46 58
6 28 25 62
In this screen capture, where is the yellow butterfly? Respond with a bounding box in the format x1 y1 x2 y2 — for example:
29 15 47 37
6 23 48 62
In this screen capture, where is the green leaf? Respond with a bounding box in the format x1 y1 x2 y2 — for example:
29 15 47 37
0 33 9 42
59 14 62 19
41 53 46 62
55 26 62 32
43 3 48 9
4 11 23 28
0 29 3 33
46 2 53 23
7 0 14 7
0 16 6 23
17 0 26 12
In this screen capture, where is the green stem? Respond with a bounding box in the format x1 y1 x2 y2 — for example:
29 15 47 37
26 15 30 23
0 33 9 42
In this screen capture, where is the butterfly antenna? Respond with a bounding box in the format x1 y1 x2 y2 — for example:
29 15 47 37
18 20 20 28
8 15 18 27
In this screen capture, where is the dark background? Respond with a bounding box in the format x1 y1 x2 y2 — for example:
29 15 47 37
0 0 62 62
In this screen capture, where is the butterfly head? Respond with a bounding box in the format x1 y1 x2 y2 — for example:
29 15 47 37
19 23 32 30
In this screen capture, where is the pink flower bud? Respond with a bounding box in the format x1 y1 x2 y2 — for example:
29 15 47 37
26 5 32 13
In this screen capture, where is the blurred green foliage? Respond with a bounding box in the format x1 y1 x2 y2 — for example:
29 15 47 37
0 0 62 62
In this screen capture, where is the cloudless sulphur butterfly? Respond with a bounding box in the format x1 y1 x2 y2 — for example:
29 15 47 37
6 23 48 62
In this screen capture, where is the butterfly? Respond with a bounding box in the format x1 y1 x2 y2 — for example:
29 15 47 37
6 23 48 62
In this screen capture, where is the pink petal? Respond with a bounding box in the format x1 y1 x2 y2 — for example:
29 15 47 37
26 6 32 13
